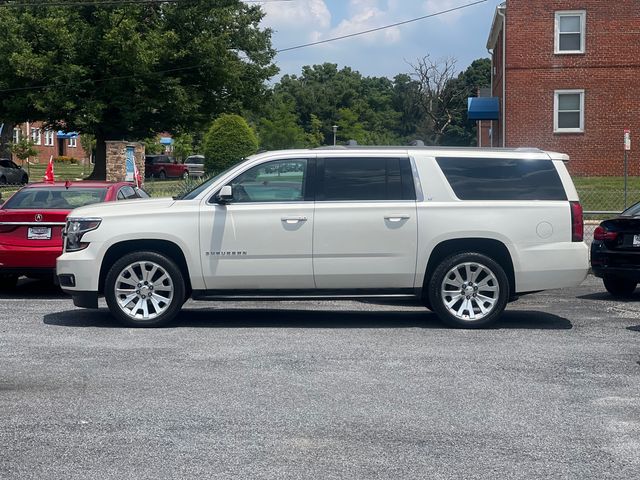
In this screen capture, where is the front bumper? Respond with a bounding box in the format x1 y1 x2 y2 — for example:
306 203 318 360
60 288 99 309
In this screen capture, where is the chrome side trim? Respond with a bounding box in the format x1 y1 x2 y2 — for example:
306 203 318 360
0 222 66 226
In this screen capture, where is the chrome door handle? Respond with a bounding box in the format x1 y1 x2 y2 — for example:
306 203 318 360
384 215 410 222
281 216 308 224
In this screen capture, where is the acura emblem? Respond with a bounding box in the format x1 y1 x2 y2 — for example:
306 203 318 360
35 214 43 222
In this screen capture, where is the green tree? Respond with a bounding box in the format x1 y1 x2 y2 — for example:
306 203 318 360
10 137 38 164
442 58 491 146
257 99 306 150
0 0 277 179
203 114 258 174
172 133 194 161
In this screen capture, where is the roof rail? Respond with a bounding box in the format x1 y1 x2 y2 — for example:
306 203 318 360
514 147 544 153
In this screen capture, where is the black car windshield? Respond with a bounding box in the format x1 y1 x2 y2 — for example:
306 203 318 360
3 187 108 209
621 201 640 217
177 164 240 200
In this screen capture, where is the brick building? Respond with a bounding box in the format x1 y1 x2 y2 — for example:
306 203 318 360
11 121 89 164
483 0 640 176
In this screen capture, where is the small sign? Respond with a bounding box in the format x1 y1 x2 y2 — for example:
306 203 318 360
624 129 631 151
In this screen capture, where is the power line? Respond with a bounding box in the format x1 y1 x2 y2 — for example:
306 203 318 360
277 0 488 52
0 0 486 93
0 0 288 7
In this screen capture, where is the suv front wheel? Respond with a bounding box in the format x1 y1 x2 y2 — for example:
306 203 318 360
428 252 509 328
105 251 185 327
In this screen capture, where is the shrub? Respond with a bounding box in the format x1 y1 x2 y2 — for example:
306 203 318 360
203 114 258 174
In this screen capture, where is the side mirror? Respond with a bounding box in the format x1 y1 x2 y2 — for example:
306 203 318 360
216 185 233 204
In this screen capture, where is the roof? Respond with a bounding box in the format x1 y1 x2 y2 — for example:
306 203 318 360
250 146 570 161
22 181 133 189
487 2 506 50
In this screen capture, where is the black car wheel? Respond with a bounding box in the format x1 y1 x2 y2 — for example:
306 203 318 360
104 251 185 327
158 171 166 180
0 274 18 290
182 171 189 180
428 252 509 328
0 176 6 185
21 174 28 184
603 277 637 298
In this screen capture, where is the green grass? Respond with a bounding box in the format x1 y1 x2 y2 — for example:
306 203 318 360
25 161 93 181
573 176 640 213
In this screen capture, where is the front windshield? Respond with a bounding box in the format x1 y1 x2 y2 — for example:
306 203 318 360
177 164 240 200
621 201 640 217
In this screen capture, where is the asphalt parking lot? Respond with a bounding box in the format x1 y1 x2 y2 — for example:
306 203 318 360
1 275 639 480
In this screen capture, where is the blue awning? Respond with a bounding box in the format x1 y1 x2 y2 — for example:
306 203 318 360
467 97 500 121
159 137 173 145
57 131 78 139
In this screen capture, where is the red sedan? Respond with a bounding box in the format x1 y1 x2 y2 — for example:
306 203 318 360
0 181 148 289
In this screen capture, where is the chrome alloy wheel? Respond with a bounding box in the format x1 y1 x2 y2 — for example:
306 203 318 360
114 261 174 320
440 262 500 321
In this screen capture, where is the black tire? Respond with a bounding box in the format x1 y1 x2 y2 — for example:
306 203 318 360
0 274 18 290
0 176 6 185
158 170 166 180
104 251 185 327
428 252 509 328
21 174 28 184
603 277 637 298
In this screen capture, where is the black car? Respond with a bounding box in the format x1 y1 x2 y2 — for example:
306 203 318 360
591 201 640 297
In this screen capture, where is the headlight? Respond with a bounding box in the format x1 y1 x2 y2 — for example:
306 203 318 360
64 218 101 252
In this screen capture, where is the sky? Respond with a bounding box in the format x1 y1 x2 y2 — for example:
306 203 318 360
258 0 504 80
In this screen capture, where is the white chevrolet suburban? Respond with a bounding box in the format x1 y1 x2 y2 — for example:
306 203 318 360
57 147 589 328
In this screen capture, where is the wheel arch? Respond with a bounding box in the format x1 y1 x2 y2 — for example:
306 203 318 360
423 238 515 297
99 239 192 296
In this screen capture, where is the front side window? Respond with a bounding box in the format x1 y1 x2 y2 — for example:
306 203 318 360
228 159 307 203
554 90 585 133
555 11 586 54
117 186 137 200
31 128 41 145
318 157 415 201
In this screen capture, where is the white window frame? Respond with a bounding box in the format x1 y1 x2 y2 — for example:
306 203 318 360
31 127 42 145
68 136 77 148
44 130 55 146
554 89 585 133
12 127 20 144
555 11 586 54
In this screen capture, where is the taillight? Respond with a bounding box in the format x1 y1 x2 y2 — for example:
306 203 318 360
570 201 583 242
593 226 618 242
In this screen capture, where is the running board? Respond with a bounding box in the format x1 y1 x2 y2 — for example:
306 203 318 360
191 289 420 302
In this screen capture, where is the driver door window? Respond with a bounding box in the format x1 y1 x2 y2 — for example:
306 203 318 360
228 159 307 203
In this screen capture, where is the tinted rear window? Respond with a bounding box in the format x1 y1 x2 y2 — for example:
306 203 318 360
3 188 108 209
319 157 415 201
436 157 567 201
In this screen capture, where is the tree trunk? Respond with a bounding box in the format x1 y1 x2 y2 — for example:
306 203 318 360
87 131 107 180
0 122 14 158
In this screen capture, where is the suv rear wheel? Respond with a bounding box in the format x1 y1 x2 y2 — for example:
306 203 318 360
104 251 185 327
603 277 637 298
428 252 509 328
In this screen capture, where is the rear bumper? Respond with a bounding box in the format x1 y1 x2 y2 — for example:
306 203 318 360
0 243 61 269
515 241 589 292
591 243 640 281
